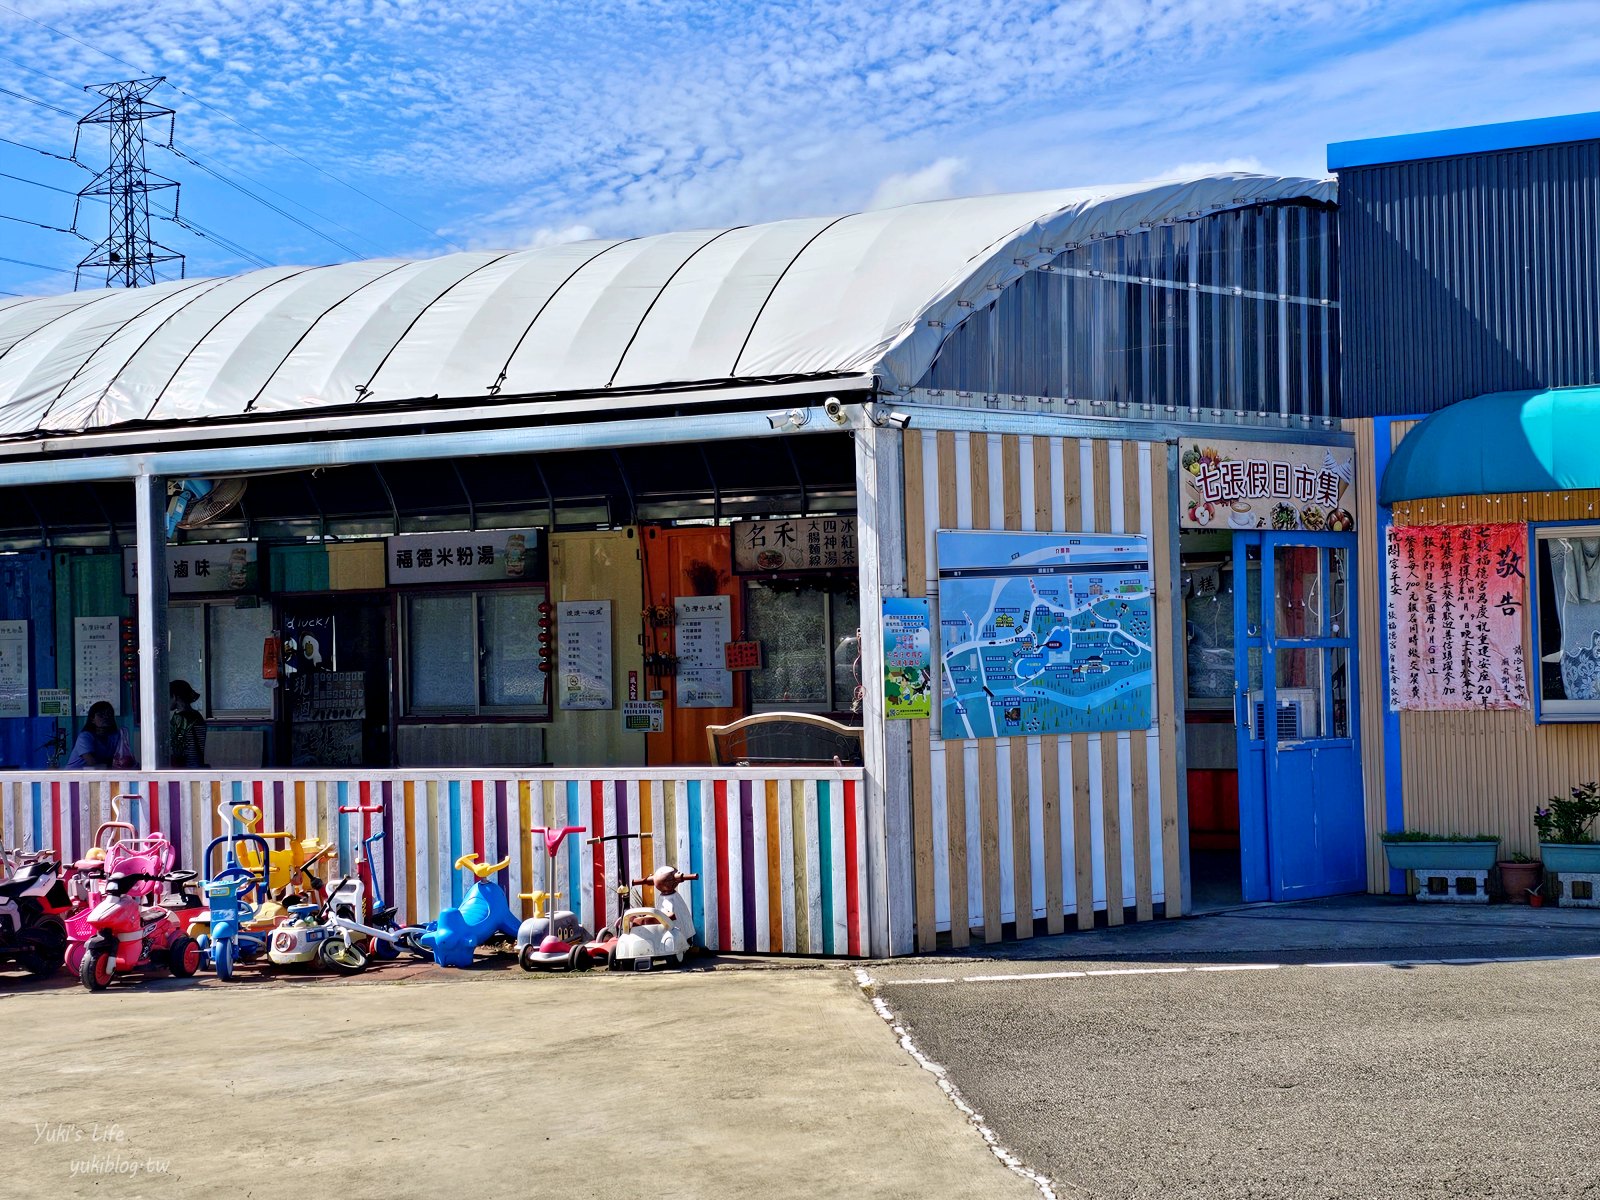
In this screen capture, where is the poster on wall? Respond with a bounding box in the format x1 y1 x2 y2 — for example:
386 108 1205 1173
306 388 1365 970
1387 523 1529 711
557 600 613 710
936 531 1153 738
74 616 121 716
385 528 539 585
674 595 734 708
122 543 257 594
281 611 337 679
0 619 27 718
731 516 858 573
622 699 664 733
36 688 70 718
882 598 931 720
1178 439 1356 532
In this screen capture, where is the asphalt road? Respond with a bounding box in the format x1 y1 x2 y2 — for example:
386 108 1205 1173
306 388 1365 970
869 955 1600 1199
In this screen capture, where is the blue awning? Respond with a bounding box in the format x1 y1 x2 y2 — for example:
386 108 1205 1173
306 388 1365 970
1379 387 1600 504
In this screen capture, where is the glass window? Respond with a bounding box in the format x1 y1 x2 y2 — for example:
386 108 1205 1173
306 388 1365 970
208 602 274 716
1270 648 1325 740
405 589 549 716
745 579 861 713
1535 528 1600 721
1274 545 1321 639
167 605 204 705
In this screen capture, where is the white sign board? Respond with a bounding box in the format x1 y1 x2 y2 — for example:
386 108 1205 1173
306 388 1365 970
674 595 733 709
36 688 71 718
123 543 257 594
622 700 664 733
74 616 120 716
0 619 27 718
557 600 613 711
385 528 538 585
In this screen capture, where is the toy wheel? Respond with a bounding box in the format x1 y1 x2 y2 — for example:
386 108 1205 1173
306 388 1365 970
518 943 543 973
79 950 114 991
398 930 431 960
372 936 401 962
168 935 202 978
17 912 66 977
607 951 628 972
319 939 368 974
672 947 687 967
569 944 593 972
213 940 235 981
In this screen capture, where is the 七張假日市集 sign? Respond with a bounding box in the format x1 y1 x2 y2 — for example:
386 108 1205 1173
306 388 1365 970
1179 439 1355 532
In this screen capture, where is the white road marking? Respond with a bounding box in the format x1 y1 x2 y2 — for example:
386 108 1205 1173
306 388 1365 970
871 952 1600 987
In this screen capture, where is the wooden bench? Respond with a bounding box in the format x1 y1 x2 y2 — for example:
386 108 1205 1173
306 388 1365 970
705 713 864 767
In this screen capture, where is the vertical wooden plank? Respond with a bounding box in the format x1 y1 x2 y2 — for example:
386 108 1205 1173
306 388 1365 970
971 432 1002 943
1151 446 1183 916
1071 740 1095 930
1125 440 1154 923
1000 434 1032 940
1092 439 1123 927
937 428 970 947
1033 434 1065 935
903 429 937 952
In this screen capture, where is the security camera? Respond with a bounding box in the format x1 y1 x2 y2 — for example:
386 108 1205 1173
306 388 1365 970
883 411 911 429
765 408 810 430
823 396 848 425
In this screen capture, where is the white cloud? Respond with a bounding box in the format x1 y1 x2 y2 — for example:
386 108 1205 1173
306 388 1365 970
1148 156 1268 181
866 158 969 210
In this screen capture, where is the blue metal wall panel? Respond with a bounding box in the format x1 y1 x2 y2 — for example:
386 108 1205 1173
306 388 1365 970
1338 140 1600 418
0 551 56 771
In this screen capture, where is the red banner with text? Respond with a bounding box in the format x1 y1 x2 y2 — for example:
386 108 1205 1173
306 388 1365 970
1386 523 1529 711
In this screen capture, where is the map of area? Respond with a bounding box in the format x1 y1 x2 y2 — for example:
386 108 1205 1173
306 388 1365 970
936 531 1154 738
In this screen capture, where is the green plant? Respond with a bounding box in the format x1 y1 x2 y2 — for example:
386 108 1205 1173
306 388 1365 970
1380 830 1498 843
1506 851 1535 864
1535 783 1600 845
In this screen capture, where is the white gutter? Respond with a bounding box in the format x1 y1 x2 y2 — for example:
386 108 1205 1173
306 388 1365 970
0 375 874 462
0 401 866 487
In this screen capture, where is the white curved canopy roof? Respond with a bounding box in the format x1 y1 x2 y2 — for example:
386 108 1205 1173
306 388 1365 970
0 173 1332 440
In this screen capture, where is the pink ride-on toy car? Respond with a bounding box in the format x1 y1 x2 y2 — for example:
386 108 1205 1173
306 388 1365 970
77 868 203 990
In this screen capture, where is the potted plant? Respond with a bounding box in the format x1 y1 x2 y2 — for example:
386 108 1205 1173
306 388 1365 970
1536 782 1600 873
1495 852 1542 904
1380 831 1500 872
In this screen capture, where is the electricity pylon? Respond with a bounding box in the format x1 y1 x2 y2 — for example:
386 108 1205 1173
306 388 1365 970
73 77 184 289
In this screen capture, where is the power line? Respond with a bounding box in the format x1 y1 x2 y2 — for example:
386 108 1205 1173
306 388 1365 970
0 49 83 95
0 253 78 277
163 142 362 259
0 133 87 167
153 205 273 269
0 169 84 196
0 210 86 238
0 83 77 118
0 0 460 253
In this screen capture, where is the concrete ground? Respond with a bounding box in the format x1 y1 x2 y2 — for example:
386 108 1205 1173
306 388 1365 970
0 964 1035 1200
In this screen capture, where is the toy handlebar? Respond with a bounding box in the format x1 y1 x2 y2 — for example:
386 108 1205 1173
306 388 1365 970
586 832 653 845
454 852 510 880
339 804 385 814
632 873 699 885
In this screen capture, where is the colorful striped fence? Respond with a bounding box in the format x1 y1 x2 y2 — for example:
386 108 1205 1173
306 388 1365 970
0 769 868 958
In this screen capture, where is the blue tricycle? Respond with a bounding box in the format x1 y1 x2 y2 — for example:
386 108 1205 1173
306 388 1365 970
197 831 274 980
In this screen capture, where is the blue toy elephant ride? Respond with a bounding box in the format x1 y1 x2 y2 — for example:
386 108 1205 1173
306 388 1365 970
419 853 521 967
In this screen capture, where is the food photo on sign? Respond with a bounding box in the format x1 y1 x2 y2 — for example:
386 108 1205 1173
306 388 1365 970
1179 440 1355 532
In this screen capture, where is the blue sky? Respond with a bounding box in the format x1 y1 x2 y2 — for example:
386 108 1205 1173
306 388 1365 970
0 0 1597 297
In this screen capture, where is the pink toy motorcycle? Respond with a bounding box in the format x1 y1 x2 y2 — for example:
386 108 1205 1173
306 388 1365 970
65 827 200 976
77 867 203 990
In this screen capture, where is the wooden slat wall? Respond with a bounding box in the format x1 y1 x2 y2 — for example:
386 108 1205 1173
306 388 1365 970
1349 418 1391 891
1384 440 1600 857
905 429 1174 943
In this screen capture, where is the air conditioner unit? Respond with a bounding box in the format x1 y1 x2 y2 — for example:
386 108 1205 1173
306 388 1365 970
1248 688 1316 741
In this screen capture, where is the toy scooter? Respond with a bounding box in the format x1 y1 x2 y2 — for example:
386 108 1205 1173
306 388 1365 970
516 825 604 972
315 825 430 974
601 864 700 971
77 869 203 990
418 853 521 968
0 849 70 978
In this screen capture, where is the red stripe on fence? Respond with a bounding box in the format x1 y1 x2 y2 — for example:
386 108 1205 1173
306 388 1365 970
844 778 861 958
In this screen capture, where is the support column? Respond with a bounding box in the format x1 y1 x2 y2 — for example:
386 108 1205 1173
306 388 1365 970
854 416 913 957
134 473 168 769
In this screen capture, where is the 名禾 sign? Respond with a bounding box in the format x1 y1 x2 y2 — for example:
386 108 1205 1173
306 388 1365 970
882 598 931 720
674 595 733 708
732 517 858 573
937 531 1153 738
1387 523 1529 711
123 543 257 594
385 528 538 585
557 600 613 711
1179 440 1355 532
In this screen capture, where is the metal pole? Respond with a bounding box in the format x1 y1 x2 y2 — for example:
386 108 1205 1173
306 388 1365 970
133 473 168 768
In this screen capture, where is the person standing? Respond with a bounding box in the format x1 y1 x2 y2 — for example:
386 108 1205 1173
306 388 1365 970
66 700 137 769
168 679 208 768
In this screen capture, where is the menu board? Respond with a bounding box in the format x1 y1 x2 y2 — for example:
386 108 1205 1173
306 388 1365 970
74 616 121 716
1387 524 1529 711
674 595 734 709
0 620 27 718
557 600 613 710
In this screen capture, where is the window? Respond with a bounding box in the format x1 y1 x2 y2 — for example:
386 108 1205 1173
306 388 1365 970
1534 526 1600 721
745 580 860 713
404 588 549 717
167 600 275 719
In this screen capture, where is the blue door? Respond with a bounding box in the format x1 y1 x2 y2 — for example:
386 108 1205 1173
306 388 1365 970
1233 533 1364 901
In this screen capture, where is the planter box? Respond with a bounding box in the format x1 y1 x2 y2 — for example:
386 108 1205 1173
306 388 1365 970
1539 842 1600 873
1382 840 1499 871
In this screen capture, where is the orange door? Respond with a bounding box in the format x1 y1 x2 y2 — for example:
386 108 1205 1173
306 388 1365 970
639 525 743 765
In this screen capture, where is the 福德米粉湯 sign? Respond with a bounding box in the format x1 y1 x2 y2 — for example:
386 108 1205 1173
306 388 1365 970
386 528 539 585
1178 440 1355 532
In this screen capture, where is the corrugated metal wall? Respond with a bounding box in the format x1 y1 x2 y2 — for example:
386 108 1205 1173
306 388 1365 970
1338 141 1600 418
1355 417 1600 857
901 427 1181 947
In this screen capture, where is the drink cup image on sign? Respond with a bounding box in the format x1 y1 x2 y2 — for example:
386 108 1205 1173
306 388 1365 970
505 532 526 578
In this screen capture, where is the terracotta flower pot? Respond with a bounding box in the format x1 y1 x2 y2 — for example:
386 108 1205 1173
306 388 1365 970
1497 860 1543 903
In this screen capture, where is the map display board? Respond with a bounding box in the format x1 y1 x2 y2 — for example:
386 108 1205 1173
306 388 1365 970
936 531 1154 738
